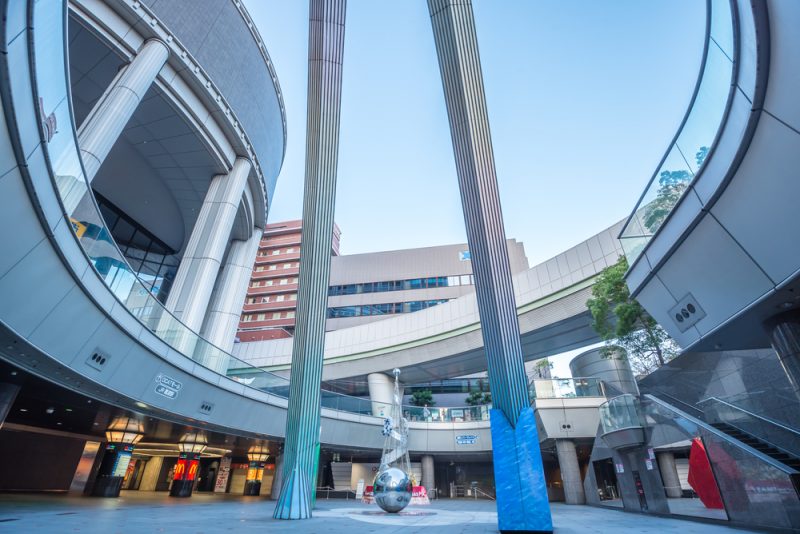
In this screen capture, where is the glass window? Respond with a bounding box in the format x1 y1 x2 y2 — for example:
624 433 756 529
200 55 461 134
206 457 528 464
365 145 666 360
276 294 285 302
272 312 281 319
272 250 280 255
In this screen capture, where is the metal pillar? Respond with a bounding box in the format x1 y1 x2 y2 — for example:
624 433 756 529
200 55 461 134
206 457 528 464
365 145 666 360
0 383 20 429
163 157 251 339
428 1 552 531
78 39 169 182
199 228 263 371
273 0 346 520
555 439 585 504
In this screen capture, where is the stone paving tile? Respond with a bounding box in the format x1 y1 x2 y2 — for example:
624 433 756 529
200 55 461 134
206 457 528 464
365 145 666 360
0 492 760 533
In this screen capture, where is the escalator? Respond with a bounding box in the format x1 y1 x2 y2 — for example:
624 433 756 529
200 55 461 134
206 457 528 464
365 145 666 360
710 422 800 471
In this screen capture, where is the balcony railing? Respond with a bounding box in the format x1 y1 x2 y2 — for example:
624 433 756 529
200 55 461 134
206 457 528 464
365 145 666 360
529 378 606 400
599 394 643 434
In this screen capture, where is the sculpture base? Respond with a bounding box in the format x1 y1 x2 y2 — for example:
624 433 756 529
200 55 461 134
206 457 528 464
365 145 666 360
490 407 553 533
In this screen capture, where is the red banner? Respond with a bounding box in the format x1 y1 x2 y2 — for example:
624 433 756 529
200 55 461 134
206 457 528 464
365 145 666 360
687 437 724 509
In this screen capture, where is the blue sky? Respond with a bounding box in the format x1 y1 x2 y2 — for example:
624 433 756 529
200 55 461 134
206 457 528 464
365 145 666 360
245 0 705 266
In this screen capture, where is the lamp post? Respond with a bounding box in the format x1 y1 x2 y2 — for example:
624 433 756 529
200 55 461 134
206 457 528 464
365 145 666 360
245 444 270 496
92 416 144 497
170 431 207 498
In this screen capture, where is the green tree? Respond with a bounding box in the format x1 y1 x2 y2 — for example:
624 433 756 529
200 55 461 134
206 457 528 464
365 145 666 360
586 256 678 375
465 390 491 406
410 389 435 407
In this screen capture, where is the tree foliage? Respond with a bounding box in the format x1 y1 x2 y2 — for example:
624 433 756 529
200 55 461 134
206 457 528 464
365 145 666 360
465 390 492 406
410 389 435 407
586 256 678 375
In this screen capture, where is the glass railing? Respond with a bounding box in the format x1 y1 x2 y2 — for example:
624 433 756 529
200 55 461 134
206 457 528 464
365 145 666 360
31 0 490 426
619 0 735 263
529 378 606 399
599 394 643 434
698 397 800 460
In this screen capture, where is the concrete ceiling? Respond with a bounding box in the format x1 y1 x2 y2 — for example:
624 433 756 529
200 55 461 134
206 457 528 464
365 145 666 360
67 15 226 255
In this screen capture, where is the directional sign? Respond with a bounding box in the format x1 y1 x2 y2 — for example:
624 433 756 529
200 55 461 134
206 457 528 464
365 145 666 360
154 373 182 399
456 434 478 445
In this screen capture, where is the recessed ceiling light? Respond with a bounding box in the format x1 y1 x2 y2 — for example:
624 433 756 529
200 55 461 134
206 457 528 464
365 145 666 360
135 402 148 409
19 408 27 412
65 408 73 412
57 422 62 425
10 371 16 376
45 407 55 414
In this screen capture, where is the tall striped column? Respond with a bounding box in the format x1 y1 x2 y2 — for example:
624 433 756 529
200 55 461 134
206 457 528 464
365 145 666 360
428 1 552 531
273 0 346 520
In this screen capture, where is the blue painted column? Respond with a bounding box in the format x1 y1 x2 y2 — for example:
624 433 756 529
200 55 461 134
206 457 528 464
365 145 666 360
428 1 552 531
273 0 346 520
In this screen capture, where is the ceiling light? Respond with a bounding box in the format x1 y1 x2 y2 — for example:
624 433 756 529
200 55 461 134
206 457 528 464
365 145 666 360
135 402 148 409
106 416 145 445
45 407 55 414
19 408 27 412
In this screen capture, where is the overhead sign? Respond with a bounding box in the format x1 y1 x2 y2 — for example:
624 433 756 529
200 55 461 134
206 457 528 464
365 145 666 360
154 373 182 399
456 434 478 445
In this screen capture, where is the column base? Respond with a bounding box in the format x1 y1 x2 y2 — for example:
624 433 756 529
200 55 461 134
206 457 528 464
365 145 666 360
169 479 194 498
490 407 553 533
273 466 312 519
91 476 123 498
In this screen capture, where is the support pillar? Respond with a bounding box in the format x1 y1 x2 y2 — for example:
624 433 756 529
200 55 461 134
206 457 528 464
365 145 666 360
421 455 435 497
0 383 20 429
163 158 251 342
367 373 397 417
273 0 346 520
271 453 284 500
78 39 169 182
199 228 263 372
555 439 585 504
428 1 552 531
657 451 683 499
766 310 800 398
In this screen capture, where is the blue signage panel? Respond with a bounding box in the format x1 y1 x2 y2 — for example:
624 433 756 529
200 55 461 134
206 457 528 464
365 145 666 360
456 434 478 445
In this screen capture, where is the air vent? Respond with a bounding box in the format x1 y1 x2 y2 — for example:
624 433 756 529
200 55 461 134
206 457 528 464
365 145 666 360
85 351 110 371
669 294 706 332
199 401 214 414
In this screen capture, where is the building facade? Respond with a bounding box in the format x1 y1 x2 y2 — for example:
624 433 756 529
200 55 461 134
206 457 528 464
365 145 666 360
238 220 341 341
237 219 528 339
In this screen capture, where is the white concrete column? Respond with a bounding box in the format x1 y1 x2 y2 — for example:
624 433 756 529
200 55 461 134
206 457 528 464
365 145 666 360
555 439 585 504
367 373 396 417
657 451 683 499
270 453 284 500
164 158 252 337
78 39 169 182
421 455 435 496
198 228 262 372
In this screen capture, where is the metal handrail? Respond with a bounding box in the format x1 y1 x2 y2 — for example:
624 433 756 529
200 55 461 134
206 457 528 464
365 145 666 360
645 394 799 474
649 390 704 418
697 397 800 439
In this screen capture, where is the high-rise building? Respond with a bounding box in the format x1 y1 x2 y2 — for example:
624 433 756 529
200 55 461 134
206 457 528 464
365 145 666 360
237 219 528 341
238 220 341 341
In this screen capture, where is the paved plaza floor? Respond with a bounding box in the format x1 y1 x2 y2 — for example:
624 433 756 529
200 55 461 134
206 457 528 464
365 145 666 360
0 492 759 533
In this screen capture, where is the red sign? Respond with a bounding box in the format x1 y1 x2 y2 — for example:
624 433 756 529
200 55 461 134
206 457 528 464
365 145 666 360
173 459 200 482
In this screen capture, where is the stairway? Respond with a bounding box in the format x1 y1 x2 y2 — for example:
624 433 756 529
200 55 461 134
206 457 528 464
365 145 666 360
711 422 800 471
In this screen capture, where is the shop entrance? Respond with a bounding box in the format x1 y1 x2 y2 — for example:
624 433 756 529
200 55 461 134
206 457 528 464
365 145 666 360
592 458 619 501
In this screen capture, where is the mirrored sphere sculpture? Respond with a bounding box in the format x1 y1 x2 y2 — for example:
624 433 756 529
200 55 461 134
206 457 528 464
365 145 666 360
373 467 413 513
